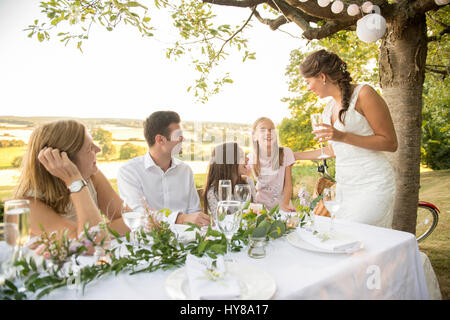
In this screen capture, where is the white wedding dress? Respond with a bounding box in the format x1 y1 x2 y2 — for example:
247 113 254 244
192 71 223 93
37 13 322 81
323 84 396 228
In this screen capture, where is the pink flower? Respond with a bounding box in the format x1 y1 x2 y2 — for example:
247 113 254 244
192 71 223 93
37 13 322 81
69 241 83 253
34 244 46 256
83 238 93 248
43 251 51 259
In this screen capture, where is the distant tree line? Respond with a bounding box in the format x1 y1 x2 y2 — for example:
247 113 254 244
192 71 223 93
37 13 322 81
0 140 26 148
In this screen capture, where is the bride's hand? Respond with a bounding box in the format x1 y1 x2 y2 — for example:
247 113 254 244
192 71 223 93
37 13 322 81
38 147 83 187
313 123 345 142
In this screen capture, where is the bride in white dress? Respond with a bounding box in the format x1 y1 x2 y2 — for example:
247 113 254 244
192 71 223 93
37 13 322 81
294 50 398 228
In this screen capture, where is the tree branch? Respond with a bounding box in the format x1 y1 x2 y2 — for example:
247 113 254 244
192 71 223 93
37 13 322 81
266 0 320 30
425 65 450 78
202 0 266 7
209 8 256 66
410 0 441 16
253 9 289 30
302 19 356 40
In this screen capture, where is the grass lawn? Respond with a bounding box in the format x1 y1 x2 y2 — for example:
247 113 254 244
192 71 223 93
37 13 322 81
0 146 27 169
416 169 450 299
0 167 448 299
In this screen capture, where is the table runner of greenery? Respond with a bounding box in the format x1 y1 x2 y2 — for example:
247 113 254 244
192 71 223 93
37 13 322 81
0 201 316 300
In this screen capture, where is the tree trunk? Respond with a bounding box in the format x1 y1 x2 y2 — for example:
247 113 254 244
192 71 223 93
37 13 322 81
379 14 428 234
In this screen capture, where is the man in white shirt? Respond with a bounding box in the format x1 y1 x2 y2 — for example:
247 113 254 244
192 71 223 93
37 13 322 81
117 111 211 227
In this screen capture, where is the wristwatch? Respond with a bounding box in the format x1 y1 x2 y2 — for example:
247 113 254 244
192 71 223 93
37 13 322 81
68 179 87 194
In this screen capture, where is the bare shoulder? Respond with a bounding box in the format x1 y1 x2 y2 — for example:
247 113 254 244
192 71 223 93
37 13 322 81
359 84 380 99
90 170 109 188
358 84 387 110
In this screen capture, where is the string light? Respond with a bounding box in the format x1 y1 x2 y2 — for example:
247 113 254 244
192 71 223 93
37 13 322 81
294 0 389 42
331 0 344 14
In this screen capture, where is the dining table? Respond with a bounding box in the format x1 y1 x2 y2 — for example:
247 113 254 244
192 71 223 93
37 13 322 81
1 216 429 300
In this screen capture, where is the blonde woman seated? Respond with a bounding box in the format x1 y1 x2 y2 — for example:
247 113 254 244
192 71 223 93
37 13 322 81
13 120 130 239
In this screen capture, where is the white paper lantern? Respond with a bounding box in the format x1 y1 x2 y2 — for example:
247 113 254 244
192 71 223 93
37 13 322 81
317 0 331 7
347 4 360 16
356 13 387 43
331 0 344 14
361 1 374 13
434 0 449 5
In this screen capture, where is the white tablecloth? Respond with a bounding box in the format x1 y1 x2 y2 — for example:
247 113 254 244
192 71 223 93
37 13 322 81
2 216 430 300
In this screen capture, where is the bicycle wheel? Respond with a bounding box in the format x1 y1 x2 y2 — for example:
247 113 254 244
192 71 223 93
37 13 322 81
416 204 439 242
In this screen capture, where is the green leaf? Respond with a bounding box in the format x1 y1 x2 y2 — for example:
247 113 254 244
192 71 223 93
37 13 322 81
252 226 267 238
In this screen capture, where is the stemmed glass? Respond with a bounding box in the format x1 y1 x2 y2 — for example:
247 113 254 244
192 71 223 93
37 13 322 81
311 113 329 159
4 200 31 263
215 200 243 261
323 186 342 236
218 179 232 202
121 202 146 244
2 199 31 282
234 184 251 205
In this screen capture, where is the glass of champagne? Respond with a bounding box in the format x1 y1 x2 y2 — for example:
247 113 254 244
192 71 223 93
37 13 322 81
215 200 243 260
323 186 342 235
311 113 328 159
4 200 31 265
218 179 232 202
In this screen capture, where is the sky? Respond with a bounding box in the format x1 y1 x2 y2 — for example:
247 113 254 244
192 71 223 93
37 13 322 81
0 0 310 125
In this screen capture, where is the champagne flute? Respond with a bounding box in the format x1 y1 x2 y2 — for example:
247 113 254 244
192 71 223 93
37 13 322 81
323 186 342 235
311 113 328 159
4 200 31 263
215 200 243 261
218 180 232 201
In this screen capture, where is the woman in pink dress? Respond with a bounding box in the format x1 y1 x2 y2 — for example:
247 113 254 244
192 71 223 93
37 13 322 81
249 117 296 212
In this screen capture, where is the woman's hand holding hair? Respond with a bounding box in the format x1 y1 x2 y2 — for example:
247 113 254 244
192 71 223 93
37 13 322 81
37 147 83 186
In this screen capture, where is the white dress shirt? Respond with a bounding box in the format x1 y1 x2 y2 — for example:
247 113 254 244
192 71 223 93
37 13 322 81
117 152 201 225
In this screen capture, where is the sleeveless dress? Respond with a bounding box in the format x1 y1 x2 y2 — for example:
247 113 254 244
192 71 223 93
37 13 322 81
323 84 396 228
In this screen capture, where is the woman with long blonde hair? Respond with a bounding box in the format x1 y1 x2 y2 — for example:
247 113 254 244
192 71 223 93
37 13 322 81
249 117 296 211
13 120 129 238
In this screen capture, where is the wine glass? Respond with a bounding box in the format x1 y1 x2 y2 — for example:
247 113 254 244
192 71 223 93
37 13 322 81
215 200 243 260
121 202 146 244
218 180 232 201
234 184 251 205
311 113 328 159
323 186 342 235
4 200 31 263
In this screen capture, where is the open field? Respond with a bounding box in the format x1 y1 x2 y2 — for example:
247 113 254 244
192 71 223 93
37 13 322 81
0 146 27 169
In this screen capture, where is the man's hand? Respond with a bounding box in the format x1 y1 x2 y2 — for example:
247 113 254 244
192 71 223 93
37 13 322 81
176 211 211 227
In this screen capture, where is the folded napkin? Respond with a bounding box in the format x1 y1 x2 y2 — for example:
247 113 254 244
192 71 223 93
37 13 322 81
296 228 362 253
185 254 241 300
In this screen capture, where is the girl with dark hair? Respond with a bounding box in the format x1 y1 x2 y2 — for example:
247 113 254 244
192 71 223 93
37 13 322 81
294 49 398 228
203 142 255 215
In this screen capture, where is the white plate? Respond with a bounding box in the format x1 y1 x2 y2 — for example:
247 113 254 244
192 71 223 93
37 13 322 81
286 231 364 254
165 262 276 300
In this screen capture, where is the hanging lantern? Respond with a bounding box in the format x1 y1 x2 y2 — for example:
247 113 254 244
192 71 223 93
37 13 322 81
361 1 374 13
347 4 360 16
356 13 387 43
331 0 344 14
317 0 331 7
434 0 449 5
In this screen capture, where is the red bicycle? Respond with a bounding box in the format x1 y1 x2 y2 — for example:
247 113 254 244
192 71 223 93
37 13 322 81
316 160 440 242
